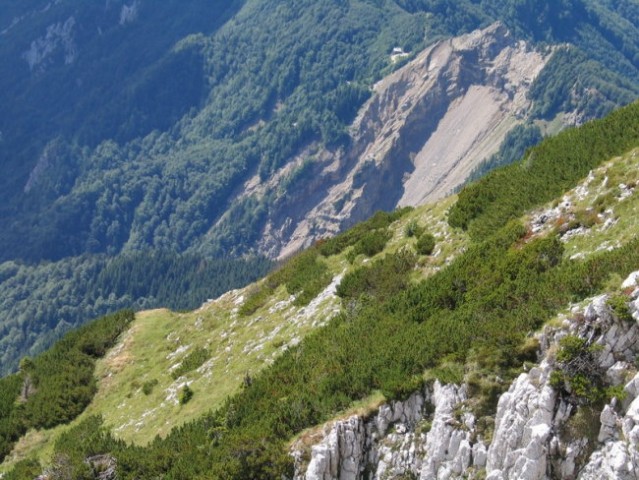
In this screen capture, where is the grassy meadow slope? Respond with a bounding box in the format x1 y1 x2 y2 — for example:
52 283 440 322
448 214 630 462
2 101 639 478
0 196 468 473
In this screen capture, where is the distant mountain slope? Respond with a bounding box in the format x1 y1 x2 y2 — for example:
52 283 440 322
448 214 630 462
2 100 639 479
0 0 242 213
2 0 638 263
265 22 552 259
0 0 638 373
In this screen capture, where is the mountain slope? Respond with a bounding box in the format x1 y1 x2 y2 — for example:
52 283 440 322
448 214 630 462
2 101 639 479
267 22 551 259
0 196 467 473
295 145 639 479
1 0 639 378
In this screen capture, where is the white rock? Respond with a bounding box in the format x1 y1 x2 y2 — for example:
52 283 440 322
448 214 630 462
295 292 639 480
419 382 474 479
473 442 488 467
598 405 619 443
560 438 586 478
606 361 632 386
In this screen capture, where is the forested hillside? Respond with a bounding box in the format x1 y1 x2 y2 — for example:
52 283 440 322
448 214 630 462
2 100 639 479
0 253 271 375
1 0 639 373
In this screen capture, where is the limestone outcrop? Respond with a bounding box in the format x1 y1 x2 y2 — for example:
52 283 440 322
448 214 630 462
293 385 487 480
293 271 639 479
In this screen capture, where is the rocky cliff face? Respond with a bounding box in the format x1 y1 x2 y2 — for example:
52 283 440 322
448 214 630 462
292 271 639 479
17 1 143 74
292 384 487 480
257 22 550 259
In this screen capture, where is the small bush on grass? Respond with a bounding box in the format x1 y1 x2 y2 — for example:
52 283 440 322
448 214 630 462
179 385 194 405
415 233 436 255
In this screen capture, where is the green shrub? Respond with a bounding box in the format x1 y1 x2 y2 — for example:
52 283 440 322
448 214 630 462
607 294 634 323
556 335 590 363
605 384 628 402
179 385 194 405
351 229 392 258
415 233 436 255
318 208 412 257
48 415 119 480
560 209 601 233
549 370 565 390
142 379 159 396
3 458 42 480
404 220 424 238
573 209 600 229
552 335 605 404
172 348 210 379
593 192 616 213
239 285 274 317
337 250 415 302
267 248 332 306
381 374 424 401
432 363 465 385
